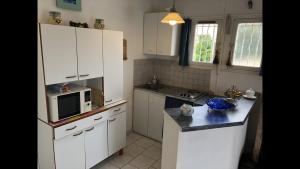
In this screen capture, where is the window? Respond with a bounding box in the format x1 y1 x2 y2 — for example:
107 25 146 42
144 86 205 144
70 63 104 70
192 23 218 63
231 22 262 68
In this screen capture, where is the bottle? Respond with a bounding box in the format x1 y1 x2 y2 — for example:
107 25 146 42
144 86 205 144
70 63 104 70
152 75 157 85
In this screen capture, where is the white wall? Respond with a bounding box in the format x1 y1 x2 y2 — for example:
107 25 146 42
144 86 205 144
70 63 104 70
151 0 262 94
38 0 153 132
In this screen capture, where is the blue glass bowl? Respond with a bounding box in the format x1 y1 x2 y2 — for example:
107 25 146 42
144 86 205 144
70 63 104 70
206 98 235 111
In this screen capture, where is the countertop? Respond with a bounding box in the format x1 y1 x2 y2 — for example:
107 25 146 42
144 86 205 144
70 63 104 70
164 97 256 132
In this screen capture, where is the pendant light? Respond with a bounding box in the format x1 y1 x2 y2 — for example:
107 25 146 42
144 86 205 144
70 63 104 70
161 0 185 26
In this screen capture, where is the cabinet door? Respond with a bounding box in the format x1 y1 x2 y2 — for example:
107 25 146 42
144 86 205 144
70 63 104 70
133 89 149 136
40 24 78 85
54 131 85 169
103 30 123 105
143 13 158 54
108 112 126 156
148 93 165 141
76 28 103 80
156 13 174 56
84 121 108 169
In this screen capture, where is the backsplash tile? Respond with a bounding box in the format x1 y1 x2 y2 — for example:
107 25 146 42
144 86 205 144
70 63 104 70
134 59 211 91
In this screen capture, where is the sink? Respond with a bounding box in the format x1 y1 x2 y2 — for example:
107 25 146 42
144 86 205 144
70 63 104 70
141 83 163 91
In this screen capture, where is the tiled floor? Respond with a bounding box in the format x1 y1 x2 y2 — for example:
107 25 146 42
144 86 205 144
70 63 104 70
91 132 162 169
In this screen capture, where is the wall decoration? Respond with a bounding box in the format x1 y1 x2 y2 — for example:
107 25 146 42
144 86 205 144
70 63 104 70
56 0 81 11
123 39 128 60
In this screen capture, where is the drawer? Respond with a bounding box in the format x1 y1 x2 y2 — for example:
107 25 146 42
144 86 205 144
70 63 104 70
87 110 110 126
54 117 92 139
109 104 126 116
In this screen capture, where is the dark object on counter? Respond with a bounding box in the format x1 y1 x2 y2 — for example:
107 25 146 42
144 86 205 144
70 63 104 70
248 0 253 9
213 50 219 64
165 96 202 109
69 21 89 28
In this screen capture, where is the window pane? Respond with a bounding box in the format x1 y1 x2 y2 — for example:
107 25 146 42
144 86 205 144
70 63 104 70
192 23 218 63
232 23 262 67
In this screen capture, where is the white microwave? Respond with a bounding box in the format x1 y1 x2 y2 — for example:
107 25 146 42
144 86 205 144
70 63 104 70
47 86 92 122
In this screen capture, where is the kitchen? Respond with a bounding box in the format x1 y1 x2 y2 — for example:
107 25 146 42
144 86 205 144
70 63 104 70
38 0 262 169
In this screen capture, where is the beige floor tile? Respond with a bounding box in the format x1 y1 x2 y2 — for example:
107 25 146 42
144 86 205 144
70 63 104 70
92 162 119 169
124 143 145 157
152 160 161 169
135 137 155 149
126 132 143 146
109 153 134 168
152 141 162 149
149 168 156 169
120 164 138 169
142 146 162 160
129 155 156 169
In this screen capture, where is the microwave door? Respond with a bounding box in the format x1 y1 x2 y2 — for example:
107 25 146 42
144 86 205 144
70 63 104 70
57 92 81 120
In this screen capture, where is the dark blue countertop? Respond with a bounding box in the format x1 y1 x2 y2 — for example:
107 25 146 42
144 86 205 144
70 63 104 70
164 97 256 132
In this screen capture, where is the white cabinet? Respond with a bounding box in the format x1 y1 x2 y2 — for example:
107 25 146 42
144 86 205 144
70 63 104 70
133 89 165 141
40 24 78 85
76 28 103 80
143 12 181 56
84 121 108 169
54 131 86 169
143 13 158 54
40 24 104 85
108 111 126 156
103 30 123 105
148 92 165 141
133 89 149 136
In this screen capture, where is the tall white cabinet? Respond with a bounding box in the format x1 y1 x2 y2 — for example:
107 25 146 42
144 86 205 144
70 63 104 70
103 30 123 105
40 24 104 85
143 12 181 56
133 89 165 141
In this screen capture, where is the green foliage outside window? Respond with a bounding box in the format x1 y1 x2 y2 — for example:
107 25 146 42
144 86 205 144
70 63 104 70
193 35 213 62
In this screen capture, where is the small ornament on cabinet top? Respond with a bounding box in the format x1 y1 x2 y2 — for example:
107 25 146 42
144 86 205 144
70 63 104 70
48 11 62 25
94 19 105 29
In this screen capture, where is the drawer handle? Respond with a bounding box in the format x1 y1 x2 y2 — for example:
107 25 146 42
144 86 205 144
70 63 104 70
113 108 121 112
109 118 116 122
66 126 77 131
94 116 103 120
79 74 90 77
85 127 94 132
65 75 77 79
73 131 83 136
105 99 112 103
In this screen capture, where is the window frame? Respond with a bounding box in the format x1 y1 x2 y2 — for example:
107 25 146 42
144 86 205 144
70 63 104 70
188 16 224 69
227 16 262 72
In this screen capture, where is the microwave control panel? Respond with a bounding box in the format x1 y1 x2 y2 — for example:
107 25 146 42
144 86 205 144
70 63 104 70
84 90 92 112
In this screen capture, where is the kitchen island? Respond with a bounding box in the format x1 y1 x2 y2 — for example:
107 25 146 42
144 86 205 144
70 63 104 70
161 97 256 169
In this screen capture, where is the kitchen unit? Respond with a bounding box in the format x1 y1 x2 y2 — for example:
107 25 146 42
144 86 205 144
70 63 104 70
143 12 181 56
38 103 127 169
38 23 126 169
161 98 255 169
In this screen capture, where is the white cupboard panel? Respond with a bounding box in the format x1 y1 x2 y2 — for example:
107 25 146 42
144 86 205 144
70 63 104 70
143 13 158 54
133 89 149 136
148 93 165 141
108 111 126 156
40 24 78 85
76 28 103 80
103 30 123 105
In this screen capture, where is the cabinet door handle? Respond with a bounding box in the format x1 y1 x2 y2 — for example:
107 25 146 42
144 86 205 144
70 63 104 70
113 108 121 112
66 126 77 131
94 116 103 121
79 74 90 77
85 126 94 132
109 118 116 122
65 75 77 79
105 99 112 103
73 131 83 136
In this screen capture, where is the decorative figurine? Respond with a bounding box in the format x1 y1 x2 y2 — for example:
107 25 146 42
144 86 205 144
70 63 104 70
94 19 105 29
48 11 62 25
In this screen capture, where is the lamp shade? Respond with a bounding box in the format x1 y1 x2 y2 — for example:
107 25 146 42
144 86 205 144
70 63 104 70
161 12 185 25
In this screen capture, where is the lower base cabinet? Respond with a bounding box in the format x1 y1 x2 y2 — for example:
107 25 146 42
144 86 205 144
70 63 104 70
54 131 86 169
84 121 108 169
38 103 126 169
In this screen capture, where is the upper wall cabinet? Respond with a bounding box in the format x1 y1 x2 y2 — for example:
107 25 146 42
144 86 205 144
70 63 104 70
143 12 181 56
40 24 103 85
103 30 123 105
76 28 103 80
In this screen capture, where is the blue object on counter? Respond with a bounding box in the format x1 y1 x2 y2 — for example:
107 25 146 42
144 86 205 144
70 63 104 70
206 98 235 111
